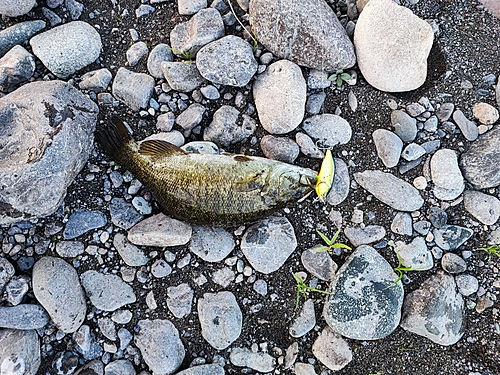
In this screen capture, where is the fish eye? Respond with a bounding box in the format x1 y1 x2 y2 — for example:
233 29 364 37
293 191 302 199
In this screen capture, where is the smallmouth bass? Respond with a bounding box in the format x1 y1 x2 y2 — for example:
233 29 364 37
96 117 318 226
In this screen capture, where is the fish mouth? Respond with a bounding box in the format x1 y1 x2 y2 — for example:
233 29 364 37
300 172 318 188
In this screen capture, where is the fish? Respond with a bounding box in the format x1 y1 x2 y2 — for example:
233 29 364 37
315 149 334 202
95 117 318 226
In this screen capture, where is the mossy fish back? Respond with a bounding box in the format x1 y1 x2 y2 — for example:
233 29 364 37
96 117 318 226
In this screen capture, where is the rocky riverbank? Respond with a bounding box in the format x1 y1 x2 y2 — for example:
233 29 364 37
0 0 499 374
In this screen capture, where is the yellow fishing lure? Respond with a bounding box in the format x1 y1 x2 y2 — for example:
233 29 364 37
315 149 334 201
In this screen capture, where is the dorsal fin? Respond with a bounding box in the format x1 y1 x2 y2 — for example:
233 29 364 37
139 140 188 157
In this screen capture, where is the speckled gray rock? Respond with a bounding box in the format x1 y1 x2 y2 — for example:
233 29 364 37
203 105 256 147
198 291 242 350
0 304 49 330
391 110 418 142
294 363 317 375
175 103 206 136
79 68 112 93
175 365 224 375
302 114 352 147
126 41 149 67
170 8 224 58
455 274 479 296
81 271 136 311
30 21 101 79
391 212 413 235
400 272 464 346
453 109 479 141
178 0 206 15
433 225 473 251
113 233 149 267
189 226 235 262
112 67 155 111
253 60 306 134
250 0 355 71
354 170 424 211
230 347 276 373
463 190 500 225
135 319 185 375
55 241 84 258
461 126 500 188
161 61 205 92
260 135 300 163
63 210 107 239
428 206 448 228
312 326 352 371
301 246 338 281
147 44 174 78
196 36 257 86
167 283 193 318
0 329 40 375
105 360 135 375
430 149 464 201
354 0 433 92
372 129 403 167
109 198 143 230
289 299 316 337
0 258 14 294
295 132 324 158
0 45 35 92
402 143 426 161
326 158 350 206
0 0 36 17
0 20 46 57
3 275 29 305
395 236 433 270
344 225 386 247
323 245 404 340
127 213 192 247
32 257 86 333
0 81 98 225
436 102 454 122
241 216 297 274
441 253 467 274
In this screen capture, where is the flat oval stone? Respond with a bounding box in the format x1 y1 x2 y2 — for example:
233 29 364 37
0 304 49 330
326 158 350 206
302 114 352 148
323 245 404 340
63 210 107 240
354 170 424 211
127 213 192 247
32 257 86 333
463 190 500 225
81 271 136 311
372 128 402 167
312 326 352 371
433 225 473 251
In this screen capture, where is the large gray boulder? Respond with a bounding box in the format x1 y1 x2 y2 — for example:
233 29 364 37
323 245 404 340
0 80 98 225
0 0 36 17
249 0 355 71
30 21 102 79
353 0 434 92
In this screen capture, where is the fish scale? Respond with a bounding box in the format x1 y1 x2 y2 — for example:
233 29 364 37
96 117 318 226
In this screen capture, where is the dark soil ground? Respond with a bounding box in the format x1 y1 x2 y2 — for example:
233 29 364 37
2 0 500 374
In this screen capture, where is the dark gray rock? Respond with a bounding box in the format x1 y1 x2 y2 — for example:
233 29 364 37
428 207 448 228
196 35 257 86
170 8 224 58
66 0 83 19
203 105 256 147
0 45 35 92
198 291 242 349
32 256 86 333
0 329 40 375
64 210 107 239
0 304 49 330
135 319 185 375
400 272 464 346
461 126 500 188
306 91 327 114
323 245 404 340
436 102 454 122
189 226 235 262
109 198 143 230
326 158 350 206
0 80 98 225
30 21 101 79
354 170 424 211
250 0 355 71
42 7 62 26
161 61 205 92
241 216 297 274
0 20 46 58
81 271 136 311
260 135 300 163
433 225 473 251
112 67 155 111
441 253 467 274
3 275 29 305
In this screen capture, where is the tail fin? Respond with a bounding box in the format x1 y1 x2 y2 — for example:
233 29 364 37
95 116 135 160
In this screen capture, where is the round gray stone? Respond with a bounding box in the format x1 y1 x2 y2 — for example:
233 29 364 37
147 43 174 78
302 114 352 148
81 271 136 311
372 128 403 168
189 226 235 262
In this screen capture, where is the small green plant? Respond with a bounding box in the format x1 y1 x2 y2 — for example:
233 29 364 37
169 47 194 64
313 229 352 254
385 241 421 289
328 69 351 87
476 244 500 257
292 273 330 309
227 0 259 51
113 13 123 24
